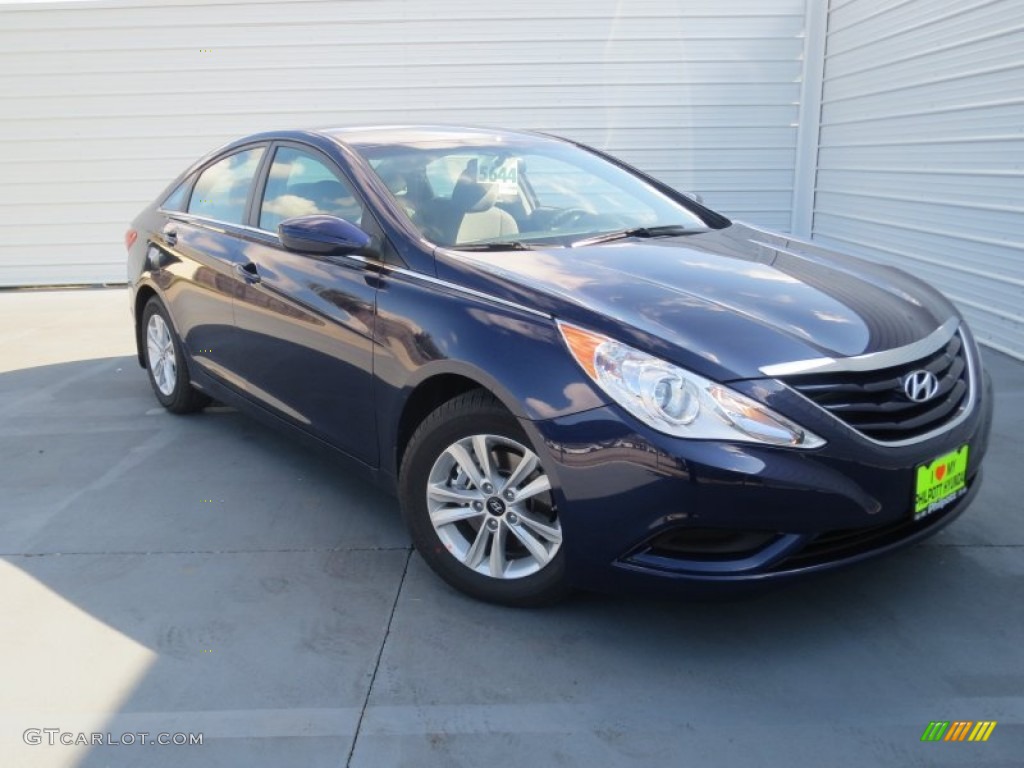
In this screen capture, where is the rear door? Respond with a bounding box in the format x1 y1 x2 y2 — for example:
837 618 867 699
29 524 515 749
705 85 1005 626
228 142 380 466
157 145 267 388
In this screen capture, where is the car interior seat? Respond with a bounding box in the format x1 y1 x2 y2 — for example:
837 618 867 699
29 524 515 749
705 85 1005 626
444 160 518 245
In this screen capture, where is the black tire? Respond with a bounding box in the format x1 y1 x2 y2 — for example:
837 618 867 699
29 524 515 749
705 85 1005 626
399 390 570 607
141 297 210 414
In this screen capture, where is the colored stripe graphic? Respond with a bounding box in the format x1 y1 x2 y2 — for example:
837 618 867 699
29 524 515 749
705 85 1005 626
945 721 972 741
921 720 996 742
968 722 997 742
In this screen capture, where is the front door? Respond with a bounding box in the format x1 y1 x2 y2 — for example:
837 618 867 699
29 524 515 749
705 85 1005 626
229 144 379 466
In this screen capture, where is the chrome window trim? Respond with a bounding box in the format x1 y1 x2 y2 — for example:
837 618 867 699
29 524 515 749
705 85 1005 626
162 210 272 238
759 316 959 377
780 328 977 448
156 213 549 319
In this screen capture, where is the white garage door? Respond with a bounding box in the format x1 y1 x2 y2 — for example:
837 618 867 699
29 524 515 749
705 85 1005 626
0 0 806 287
812 0 1024 359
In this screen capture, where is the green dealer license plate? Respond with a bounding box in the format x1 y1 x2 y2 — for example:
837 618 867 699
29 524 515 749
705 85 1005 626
914 445 969 520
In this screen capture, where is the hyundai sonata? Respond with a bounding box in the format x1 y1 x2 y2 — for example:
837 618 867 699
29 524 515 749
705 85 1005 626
126 126 992 605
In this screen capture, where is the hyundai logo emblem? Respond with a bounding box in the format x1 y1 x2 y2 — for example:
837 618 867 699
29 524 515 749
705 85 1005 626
485 497 506 516
903 370 940 403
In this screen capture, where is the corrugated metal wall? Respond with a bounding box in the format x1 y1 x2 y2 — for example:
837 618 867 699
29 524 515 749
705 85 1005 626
812 0 1024 359
0 0 806 286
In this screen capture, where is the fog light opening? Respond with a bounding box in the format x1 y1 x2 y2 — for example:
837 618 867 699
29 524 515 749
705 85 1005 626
647 528 778 561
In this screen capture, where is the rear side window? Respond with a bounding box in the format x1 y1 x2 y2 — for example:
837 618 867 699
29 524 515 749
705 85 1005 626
258 146 363 232
188 147 265 224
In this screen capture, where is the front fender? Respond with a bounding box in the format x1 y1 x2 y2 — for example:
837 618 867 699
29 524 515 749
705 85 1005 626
372 270 606 475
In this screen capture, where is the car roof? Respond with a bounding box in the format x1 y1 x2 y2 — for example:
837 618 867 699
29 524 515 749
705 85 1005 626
317 124 564 149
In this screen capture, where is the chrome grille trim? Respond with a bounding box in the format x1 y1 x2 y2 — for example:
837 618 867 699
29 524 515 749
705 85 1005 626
780 329 977 447
759 317 959 377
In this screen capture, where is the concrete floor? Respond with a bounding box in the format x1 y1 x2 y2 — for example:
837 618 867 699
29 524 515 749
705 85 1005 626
1 287 1021 768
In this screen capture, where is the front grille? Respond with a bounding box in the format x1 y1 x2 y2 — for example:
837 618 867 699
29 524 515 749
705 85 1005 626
784 332 970 441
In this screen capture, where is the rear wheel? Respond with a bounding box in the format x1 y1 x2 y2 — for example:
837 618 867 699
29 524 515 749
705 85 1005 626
142 297 210 414
399 390 569 606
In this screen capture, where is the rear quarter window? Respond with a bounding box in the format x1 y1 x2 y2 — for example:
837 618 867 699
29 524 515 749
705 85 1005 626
161 178 191 211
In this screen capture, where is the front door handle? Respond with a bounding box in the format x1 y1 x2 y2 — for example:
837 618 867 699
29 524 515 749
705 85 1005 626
235 262 261 284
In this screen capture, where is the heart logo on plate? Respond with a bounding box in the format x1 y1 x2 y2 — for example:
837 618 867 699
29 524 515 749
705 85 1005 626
935 465 947 481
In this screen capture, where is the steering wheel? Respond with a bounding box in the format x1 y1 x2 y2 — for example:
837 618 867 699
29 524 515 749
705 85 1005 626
550 207 595 230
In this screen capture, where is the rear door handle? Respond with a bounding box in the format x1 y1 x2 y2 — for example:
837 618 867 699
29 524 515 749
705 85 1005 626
235 262 261 284
163 227 178 246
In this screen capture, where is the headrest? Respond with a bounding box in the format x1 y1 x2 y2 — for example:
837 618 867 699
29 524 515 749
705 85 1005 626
451 159 497 213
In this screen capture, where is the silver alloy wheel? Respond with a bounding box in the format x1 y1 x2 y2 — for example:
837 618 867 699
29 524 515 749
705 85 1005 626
426 433 562 579
146 313 177 396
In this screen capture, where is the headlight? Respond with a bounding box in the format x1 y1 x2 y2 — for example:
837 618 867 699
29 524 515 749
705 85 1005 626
558 322 824 448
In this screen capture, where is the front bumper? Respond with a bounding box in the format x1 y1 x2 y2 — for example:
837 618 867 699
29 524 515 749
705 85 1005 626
521 367 994 595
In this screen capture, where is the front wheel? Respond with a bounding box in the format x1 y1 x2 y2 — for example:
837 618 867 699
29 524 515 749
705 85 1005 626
399 391 569 606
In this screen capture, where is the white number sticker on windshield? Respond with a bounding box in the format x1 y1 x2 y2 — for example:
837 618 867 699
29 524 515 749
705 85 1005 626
478 159 519 196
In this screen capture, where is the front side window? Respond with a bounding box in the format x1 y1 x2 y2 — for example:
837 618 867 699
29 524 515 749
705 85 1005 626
259 147 363 233
188 147 265 224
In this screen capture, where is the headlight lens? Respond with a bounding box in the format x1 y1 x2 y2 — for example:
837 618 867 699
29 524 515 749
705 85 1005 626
558 322 824 448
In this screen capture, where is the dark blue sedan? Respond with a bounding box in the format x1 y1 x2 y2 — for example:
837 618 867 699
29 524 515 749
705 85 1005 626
126 126 993 605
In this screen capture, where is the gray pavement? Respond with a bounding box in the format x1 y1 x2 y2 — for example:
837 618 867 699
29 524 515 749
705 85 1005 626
1 287 1021 767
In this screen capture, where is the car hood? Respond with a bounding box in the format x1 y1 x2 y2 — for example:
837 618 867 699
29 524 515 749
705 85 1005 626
434 223 959 380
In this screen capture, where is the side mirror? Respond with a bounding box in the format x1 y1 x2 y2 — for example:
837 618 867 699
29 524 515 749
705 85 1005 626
684 191 704 205
278 215 373 256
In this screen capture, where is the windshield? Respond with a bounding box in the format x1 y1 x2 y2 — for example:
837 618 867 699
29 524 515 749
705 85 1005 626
352 135 711 249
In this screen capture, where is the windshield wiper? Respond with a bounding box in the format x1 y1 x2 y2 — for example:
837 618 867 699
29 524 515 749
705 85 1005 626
571 224 694 248
454 240 541 252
